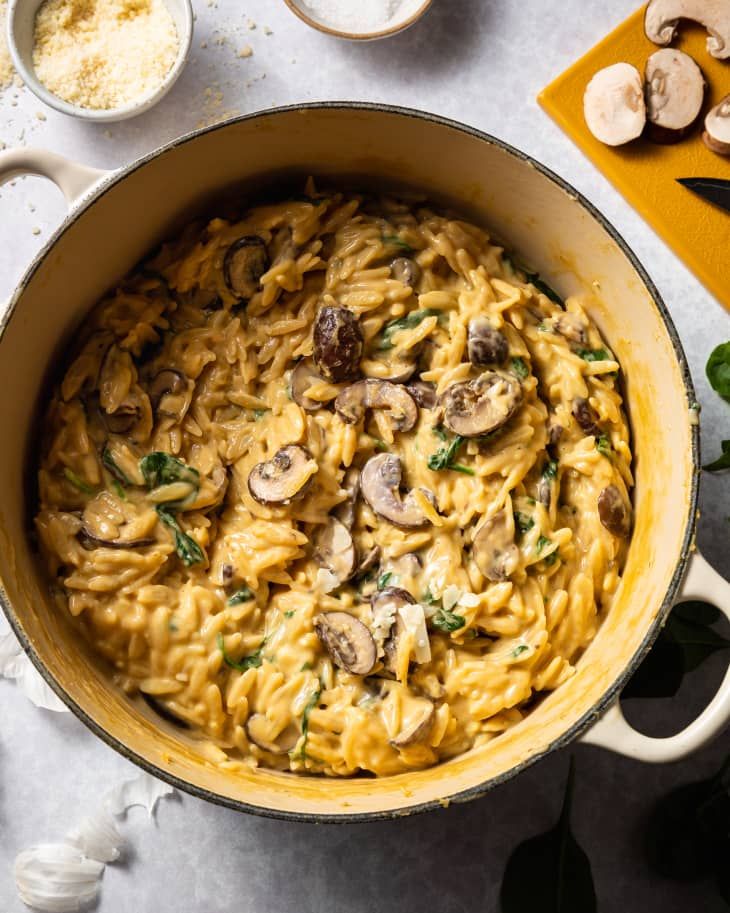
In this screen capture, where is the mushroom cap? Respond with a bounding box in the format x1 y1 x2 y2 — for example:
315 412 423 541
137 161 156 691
439 371 523 438
597 484 632 538
312 517 356 583
247 445 318 505
473 507 520 582
313 611 377 675
405 380 437 410
313 306 363 383
703 94 730 155
390 257 421 287
360 453 433 529
77 527 156 550
645 49 705 139
390 696 435 748
583 63 646 146
645 0 730 59
467 318 509 366
223 236 269 300
290 359 325 412
572 397 601 437
335 379 419 433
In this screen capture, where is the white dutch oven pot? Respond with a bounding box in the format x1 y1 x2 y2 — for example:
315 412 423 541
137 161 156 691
0 105 728 821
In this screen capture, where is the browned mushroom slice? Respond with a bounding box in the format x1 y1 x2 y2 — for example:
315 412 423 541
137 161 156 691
360 453 433 528
572 398 601 436
245 714 300 755
149 369 186 413
598 485 632 537
374 587 417 675
77 527 156 550
645 0 730 60
439 372 523 438
555 312 588 345
390 257 421 287
103 400 141 434
312 517 356 583
335 379 418 433
248 445 318 505
703 94 730 155
548 421 564 447
391 697 435 748
473 507 520 582
313 611 376 675
467 318 509 366
365 355 417 384
334 467 360 530
224 236 269 300
313 306 363 383
290 359 325 411
353 545 380 579
406 380 437 410
645 49 706 143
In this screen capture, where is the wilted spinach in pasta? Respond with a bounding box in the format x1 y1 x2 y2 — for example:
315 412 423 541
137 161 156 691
35 183 633 777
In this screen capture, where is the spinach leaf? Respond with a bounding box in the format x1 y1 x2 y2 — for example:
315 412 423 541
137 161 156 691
595 434 613 458
706 341 730 401
421 587 440 606
381 234 414 253
525 272 564 306
432 425 449 442
227 585 254 606
622 600 730 699
63 468 95 496
500 757 596 913
703 440 730 472
102 446 132 486
377 571 394 590
216 632 265 671
510 356 529 379
576 348 611 363
378 308 442 350
432 608 465 633
111 479 127 500
291 681 322 760
139 451 199 491
427 433 474 475
542 459 558 481
537 535 552 554
514 512 535 535
511 644 529 658
156 506 205 566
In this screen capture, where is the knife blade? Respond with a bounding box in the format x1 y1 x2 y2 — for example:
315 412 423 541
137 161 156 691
676 177 730 215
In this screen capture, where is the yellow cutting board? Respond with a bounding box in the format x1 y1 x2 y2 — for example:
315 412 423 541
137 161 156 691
538 6 730 312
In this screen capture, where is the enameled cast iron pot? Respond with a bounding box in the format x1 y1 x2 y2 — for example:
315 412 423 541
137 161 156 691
1 104 729 822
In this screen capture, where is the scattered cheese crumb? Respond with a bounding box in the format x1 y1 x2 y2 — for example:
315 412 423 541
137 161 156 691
263 25 272 35
247 18 256 29
237 44 253 58
32 0 179 110
200 39 208 48
35 111 47 120
32 227 41 235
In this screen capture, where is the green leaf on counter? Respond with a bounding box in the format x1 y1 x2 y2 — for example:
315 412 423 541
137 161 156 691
216 632 265 671
703 440 730 472
525 272 564 306
156 506 205 566
500 757 597 913
510 356 529 379
706 341 730 401
432 608 465 633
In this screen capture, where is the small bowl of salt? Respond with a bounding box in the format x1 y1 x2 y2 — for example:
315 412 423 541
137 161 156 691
283 0 432 40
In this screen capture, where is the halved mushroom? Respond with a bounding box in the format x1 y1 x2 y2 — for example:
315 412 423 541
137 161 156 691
335 379 418 433
573 397 601 437
313 611 376 675
313 306 363 383
248 445 318 505
391 696 435 748
598 484 632 537
290 359 325 411
77 527 156 550
375 587 416 674
149 369 187 413
390 257 421 287
584 63 647 146
703 93 730 155
473 507 520 582
223 236 269 300
360 453 433 528
406 380 437 410
645 0 730 59
439 371 523 438
645 49 706 143
245 714 300 755
312 517 356 583
467 318 509 366
103 399 141 434
334 467 360 530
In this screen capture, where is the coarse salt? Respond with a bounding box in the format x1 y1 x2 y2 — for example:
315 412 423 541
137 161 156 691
32 0 179 110
302 0 405 33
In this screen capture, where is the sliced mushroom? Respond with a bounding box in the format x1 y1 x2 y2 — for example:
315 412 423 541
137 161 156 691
361 453 433 528
103 401 140 434
439 371 523 438
313 306 363 383
375 587 417 675
77 527 156 550
353 545 380 579
406 380 437 410
149 369 186 413
223 236 269 300
598 484 632 537
335 379 418 433
290 359 325 411
390 257 421 287
334 467 360 530
555 312 588 346
248 445 318 505
645 0 730 59
473 507 520 582
312 517 356 583
584 63 647 146
363 353 417 384
548 421 564 447
467 318 509 366
313 611 376 675
573 397 601 436
245 714 300 755
645 49 706 143
141 694 190 730
703 93 730 155
391 697 435 748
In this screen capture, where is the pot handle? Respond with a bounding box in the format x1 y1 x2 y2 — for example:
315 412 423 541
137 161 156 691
581 551 730 762
0 147 108 207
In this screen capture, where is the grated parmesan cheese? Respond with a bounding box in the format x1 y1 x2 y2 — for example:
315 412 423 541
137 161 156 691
32 0 179 110
0 0 16 90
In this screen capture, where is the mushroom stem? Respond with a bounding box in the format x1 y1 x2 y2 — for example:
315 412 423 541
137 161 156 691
645 0 730 60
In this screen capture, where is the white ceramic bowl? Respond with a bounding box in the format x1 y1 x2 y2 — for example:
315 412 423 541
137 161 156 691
6 0 193 122
283 0 432 40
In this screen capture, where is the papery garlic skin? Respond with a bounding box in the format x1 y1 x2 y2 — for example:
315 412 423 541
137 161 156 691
67 808 125 863
15 843 104 913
